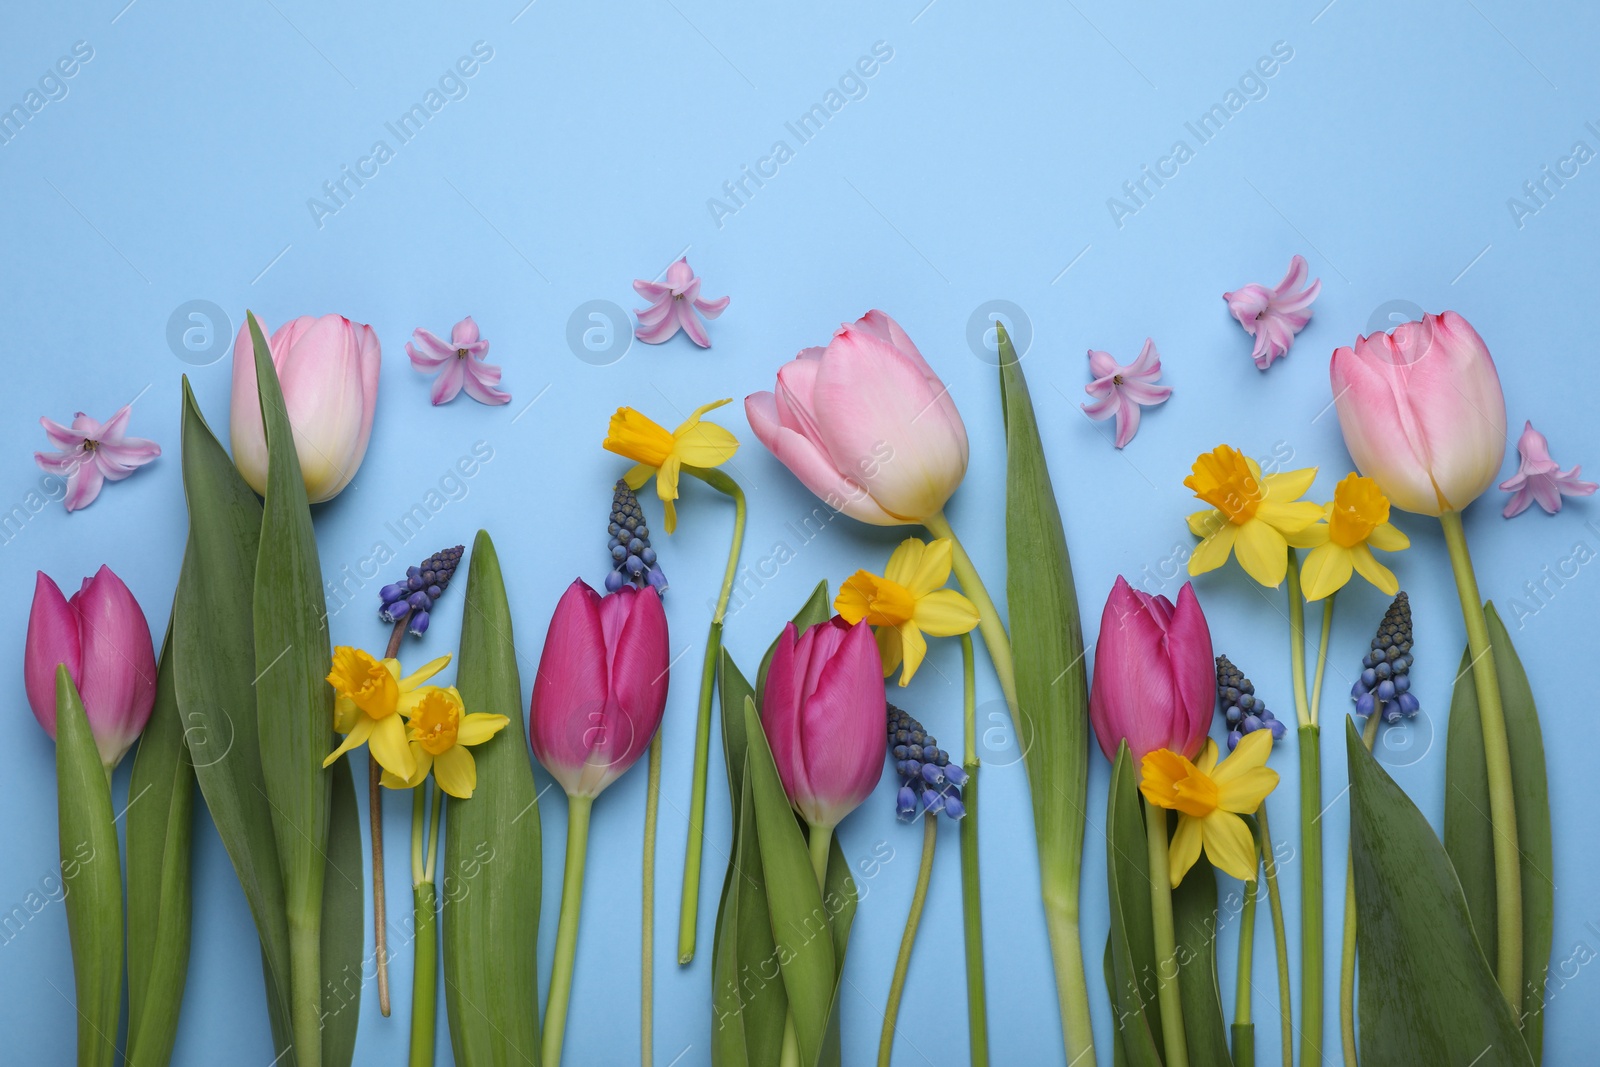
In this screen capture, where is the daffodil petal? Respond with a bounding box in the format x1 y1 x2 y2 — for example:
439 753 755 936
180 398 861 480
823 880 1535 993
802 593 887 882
905 539 955 597
624 463 654 491
1216 767 1280 813
1201 811 1261 881
322 716 375 767
875 626 903 678
457 713 510 747
882 538 927 589
1262 466 1318 502
1212 730 1274 782
896 623 928 686
399 654 452 691
683 397 734 422
1233 519 1289 587
368 716 416 780
1189 523 1238 575
1256 499 1327 534
1300 542 1353 602
674 420 741 469
1284 521 1331 549
383 749 434 790
912 588 980 637
433 745 478 798
333 694 360 734
1350 543 1399 595
1366 522 1410 552
1168 813 1203 888
1187 508 1227 539
1194 738 1219 778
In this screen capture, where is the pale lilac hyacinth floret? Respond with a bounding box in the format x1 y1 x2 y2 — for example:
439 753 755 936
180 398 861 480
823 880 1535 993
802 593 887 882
407 316 510 406
1224 254 1321 370
34 405 161 512
1500 421 1595 518
633 257 729 348
1081 338 1171 449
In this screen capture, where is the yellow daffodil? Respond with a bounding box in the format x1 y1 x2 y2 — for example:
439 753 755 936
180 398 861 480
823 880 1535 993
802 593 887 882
324 648 452 780
1288 473 1411 600
378 685 509 799
1185 444 1325 588
1139 731 1279 886
834 537 980 686
603 399 740 534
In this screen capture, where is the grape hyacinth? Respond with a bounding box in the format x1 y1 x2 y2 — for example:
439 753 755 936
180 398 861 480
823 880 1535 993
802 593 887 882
1351 591 1418 725
1216 654 1286 751
378 545 464 636
605 479 667 594
887 704 966 821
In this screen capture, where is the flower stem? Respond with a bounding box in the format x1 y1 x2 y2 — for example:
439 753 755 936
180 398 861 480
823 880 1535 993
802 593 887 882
1255 803 1293 1067
543 795 594 1067
373 617 407 1018
1341 711 1381 1067
290 912 323 1067
959 634 990 1067
1144 802 1190 1067
878 816 938 1067
1233 869 1258 1067
1309 597 1334 727
642 733 660 1067
921 512 1018 714
1287 549 1324 1065
411 783 426 886
808 823 832 893
1438 509 1523 1010
409 881 439 1067
676 467 747 967
1286 549 1313 729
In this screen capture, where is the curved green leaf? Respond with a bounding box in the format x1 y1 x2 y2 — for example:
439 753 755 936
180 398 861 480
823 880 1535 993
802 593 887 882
320 757 364 1067
1348 719 1532 1066
1171 853 1234 1065
1105 745 1164 1067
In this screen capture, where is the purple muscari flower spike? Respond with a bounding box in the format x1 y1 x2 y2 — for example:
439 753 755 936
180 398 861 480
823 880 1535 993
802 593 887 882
886 704 965 822
605 479 667 594
1350 592 1418 725
378 545 465 637
1216 654 1285 752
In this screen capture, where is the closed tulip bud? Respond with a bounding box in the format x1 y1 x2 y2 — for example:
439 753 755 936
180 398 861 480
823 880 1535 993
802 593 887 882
1089 577 1214 764
761 617 886 830
530 580 669 799
231 313 381 503
746 310 969 526
26 566 157 769
1330 310 1507 516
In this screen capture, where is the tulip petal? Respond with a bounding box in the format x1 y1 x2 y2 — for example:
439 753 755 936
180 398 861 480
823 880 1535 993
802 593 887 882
1201 811 1259 881
71 566 157 762
529 581 610 793
1233 519 1289 587
744 392 900 525
25 572 82 735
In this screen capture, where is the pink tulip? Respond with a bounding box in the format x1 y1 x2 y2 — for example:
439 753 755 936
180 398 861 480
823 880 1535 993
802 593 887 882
25 566 157 768
1330 311 1507 516
760 617 885 830
746 310 969 525
231 313 381 503
1089 577 1214 764
530 580 669 799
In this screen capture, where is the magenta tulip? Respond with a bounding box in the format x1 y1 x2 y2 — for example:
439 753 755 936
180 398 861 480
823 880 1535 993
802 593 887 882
1330 310 1507 516
761 617 885 830
745 310 969 525
231 313 381 503
26 566 157 768
530 580 669 799
1089 577 1214 764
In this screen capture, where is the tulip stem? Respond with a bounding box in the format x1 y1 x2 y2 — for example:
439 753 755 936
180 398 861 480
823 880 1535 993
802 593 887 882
642 733 660 1067
1287 549 1324 1066
543 795 594 1067
1438 509 1523 1011
373 618 407 1018
1255 803 1293 1067
675 467 747 968
1341 710 1381 1067
1144 802 1190 1067
878 816 938 1067
959 633 990 1067
922 512 1018 715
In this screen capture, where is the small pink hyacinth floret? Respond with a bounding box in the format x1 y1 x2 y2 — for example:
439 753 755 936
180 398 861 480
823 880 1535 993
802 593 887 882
633 257 729 348
1500 420 1596 518
34 405 161 512
1081 338 1171 448
406 316 510 406
1224 254 1321 370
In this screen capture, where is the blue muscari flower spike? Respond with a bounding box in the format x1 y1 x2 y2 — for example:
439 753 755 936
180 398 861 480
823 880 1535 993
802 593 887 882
1350 591 1418 725
378 544 465 636
887 704 965 821
604 479 668 595
1216 654 1286 751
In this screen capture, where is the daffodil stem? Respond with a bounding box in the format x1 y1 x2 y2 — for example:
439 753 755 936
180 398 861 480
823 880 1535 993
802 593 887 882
424 781 442 883
922 512 1019 715
676 467 747 968
1233 871 1258 1067
1144 802 1190 1067
879 816 938 1067
1340 711 1381 1067
1310 596 1334 727
411 782 426 886
1438 509 1523 1012
1255 803 1293 1067
543 795 593 1067
409 881 439 1067
372 618 407 1018
1287 548 1324 1066
1286 549 1313 729
959 633 991 1067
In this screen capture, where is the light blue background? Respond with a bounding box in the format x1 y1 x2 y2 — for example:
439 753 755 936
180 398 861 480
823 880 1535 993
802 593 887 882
3 1 1598 1063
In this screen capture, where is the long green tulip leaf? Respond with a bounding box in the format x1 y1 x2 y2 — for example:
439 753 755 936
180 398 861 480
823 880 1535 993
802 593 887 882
319 756 364 1066
126 620 194 1067
1105 745 1164 1067
1442 602 1553 1059
443 532 543 1067
816 836 858 1067
55 668 123 1067
1171 853 1234 1065
173 377 294 1040
1347 719 1532 1066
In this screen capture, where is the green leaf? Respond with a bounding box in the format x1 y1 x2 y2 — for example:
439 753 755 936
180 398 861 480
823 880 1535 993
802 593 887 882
55 668 122 1067
742 697 835 1067
717 650 757 846
712 763 788 1067
1104 745 1164 1067
1442 602 1554 1060
126 620 195 1067
1104 940 1129 1067
319 757 364 1067
443 532 543 1067
815 836 859 1067
1171 853 1234 1065
1347 719 1532 1066
173 377 294 1037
